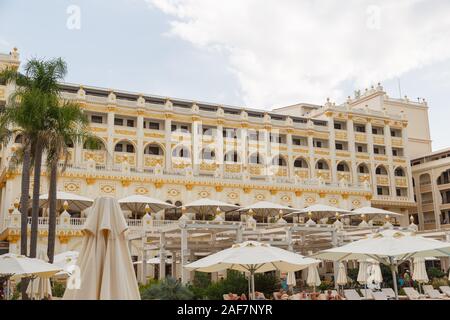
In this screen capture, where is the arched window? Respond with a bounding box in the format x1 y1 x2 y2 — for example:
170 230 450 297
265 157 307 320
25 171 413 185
272 155 287 166
394 167 405 177
144 143 163 156
114 141 135 153
294 157 308 168
83 139 105 150
224 151 240 163
357 163 369 174
337 161 350 172
315 159 329 170
249 153 263 165
436 169 450 185
172 145 190 158
419 173 431 185
376 165 388 175
201 148 215 160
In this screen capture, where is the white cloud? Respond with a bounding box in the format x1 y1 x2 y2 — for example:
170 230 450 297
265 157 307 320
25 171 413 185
147 0 450 109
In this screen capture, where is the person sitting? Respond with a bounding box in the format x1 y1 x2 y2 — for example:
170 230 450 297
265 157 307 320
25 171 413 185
225 292 239 300
239 293 247 300
273 289 286 300
255 291 266 300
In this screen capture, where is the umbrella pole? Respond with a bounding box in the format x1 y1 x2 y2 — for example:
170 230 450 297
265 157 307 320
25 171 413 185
251 271 255 300
389 261 399 300
248 273 251 299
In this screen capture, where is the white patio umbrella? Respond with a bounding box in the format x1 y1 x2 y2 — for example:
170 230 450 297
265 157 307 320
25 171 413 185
118 194 175 213
306 264 321 291
38 191 94 212
357 260 371 285
237 201 298 223
286 204 351 223
368 260 383 285
287 272 296 287
181 198 240 220
412 257 429 293
0 253 61 278
63 197 140 300
26 251 52 300
342 206 402 227
311 229 450 299
185 241 319 299
336 262 348 287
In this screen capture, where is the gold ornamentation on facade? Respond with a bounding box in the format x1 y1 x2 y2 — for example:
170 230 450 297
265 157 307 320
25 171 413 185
319 192 326 198
295 191 302 197
341 194 349 200
121 180 132 187
215 186 223 192
270 189 277 195
155 181 164 189
135 186 149 194
227 192 239 200
58 235 70 244
185 184 193 191
144 132 165 139
198 190 210 198
243 187 251 194
168 188 179 196
100 184 116 194
86 177 96 185
144 155 164 167
64 182 80 193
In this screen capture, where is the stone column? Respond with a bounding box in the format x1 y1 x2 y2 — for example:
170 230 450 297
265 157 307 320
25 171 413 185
402 125 415 200
431 168 442 229
307 125 315 179
347 116 357 185
164 117 172 172
287 131 294 178
192 117 200 174
159 232 166 280
181 227 189 284
106 106 115 170
384 121 396 197
366 120 377 195
326 114 337 183
136 112 144 172
216 122 224 173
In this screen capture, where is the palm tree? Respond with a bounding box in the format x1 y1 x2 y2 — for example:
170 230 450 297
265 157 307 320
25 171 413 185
44 101 99 263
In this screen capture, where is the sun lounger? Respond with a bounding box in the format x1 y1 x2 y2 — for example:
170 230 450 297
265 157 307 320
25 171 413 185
360 288 374 299
422 285 448 300
344 289 362 300
403 287 427 300
372 291 388 300
439 286 450 297
381 288 396 299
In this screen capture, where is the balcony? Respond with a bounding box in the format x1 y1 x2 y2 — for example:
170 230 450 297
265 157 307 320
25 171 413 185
336 151 350 158
354 133 367 143
314 148 330 156
294 168 309 179
316 169 331 182
337 172 351 182
395 177 408 187
199 161 218 173
391 137 403 147
88 123 108 134
249 164 265 176
114 152 136 167
335 130 347 140
292 146 309 154
356 153 370 160
144 155 164 168
376 175 390 186
83 150 107 165
373 136 385 145
143 129 165 140
438 182 450 191
374 155 388 162
358 173 370 183
393 156 407 165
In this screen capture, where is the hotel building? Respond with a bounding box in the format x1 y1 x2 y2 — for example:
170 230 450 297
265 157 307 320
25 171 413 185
1 48 446 279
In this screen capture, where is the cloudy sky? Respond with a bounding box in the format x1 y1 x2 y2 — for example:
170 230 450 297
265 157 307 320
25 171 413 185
1 0 449 150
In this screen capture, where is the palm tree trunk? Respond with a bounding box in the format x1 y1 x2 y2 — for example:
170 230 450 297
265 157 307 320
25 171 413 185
47 159 58 263
19 143 31 300
29 140 43 258
19 143 31 255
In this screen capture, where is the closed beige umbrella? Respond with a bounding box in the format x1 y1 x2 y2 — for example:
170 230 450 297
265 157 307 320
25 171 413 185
63 197 140 300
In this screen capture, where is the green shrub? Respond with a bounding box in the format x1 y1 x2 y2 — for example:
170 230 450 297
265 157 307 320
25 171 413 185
141 277 193 300
204 270 248 300
51 281 66 297
318 279 334 291
431 277 449 289
427 267 446 280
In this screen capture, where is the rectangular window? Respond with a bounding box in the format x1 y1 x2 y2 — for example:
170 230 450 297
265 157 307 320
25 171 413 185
126 144 134 153
114 118 124 126
148 122 160 130
357 145 363 153
114 144 123 152
355 125 365 133
334 123 342 130
392 149 398 156
335 143 343 150
91 115 103 124
391 130 396 137
171 124 177 132
396 188 402 197
315 141 322 148
377 187 383 195
127 119 135 127
374 147 379 154
372 128 377 135
181 125 189 132
293 138 302 146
